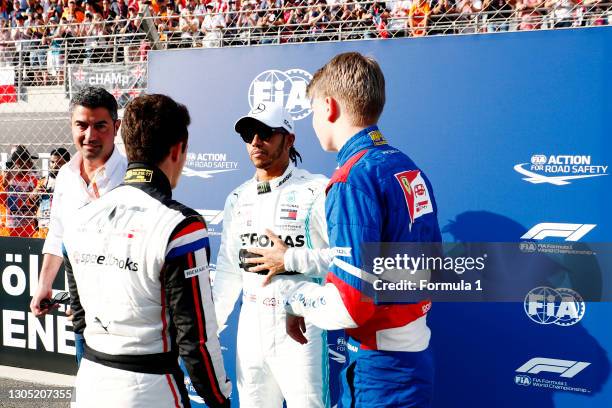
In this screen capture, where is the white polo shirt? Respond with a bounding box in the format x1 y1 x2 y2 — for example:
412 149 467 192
42 147 127 257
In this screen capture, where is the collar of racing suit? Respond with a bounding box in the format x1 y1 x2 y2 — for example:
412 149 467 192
254 163 295 194
336 125 383 166
121 162 173 199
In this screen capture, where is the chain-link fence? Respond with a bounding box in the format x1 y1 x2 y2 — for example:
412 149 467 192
0 0 610 238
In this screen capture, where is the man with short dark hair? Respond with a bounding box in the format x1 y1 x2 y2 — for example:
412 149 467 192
30 86 127 366
63 94 231 408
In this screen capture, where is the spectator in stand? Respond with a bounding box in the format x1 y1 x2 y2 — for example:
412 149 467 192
46 0 63 22
8 0 23 24
46 16 68 84
456 0 481 33
429 0 457 35
158 2 178 32
482 0 513 31
33 147 71 239
62 0 84 23
194 0 207 15
0 0 9 20
386 0 411 37
112 0 129 18
371 2 390 38
119 5 141 61
84 13 111 63
583 0 608 26
213 0 229 13
258 2 284 43
545 0 575 27
27 13 48 84
201 2 226 47
4 145 39 237
409 0 430 36
101 0 117 19
352 2 375 39
10 13 26 67
237 2 258 42
178 7 198 46
0 18 13 67
225 0 239 28
516 0 544 30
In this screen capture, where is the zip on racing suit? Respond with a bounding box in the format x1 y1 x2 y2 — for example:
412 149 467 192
63 163 231 408
213 164 332 408
285 126 442 408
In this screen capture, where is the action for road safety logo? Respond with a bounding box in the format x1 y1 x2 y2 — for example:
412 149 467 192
514 154 608 186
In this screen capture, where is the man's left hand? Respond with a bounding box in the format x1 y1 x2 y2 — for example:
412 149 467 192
246 229 288 286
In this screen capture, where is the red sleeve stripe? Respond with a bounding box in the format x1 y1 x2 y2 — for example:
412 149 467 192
171 221 206 240
188 252 226 404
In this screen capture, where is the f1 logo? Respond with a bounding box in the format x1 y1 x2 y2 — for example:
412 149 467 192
521 223 596 241
516 358 590 378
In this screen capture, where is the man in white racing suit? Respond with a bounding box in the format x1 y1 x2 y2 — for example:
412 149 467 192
63 94 231 408
213 103 332 408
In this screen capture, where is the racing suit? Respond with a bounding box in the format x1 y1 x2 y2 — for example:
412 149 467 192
213 164 331 408
285 126 442 408
63 163 231 408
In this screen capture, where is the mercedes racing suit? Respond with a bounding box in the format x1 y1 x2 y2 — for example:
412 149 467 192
63 163 231 408
285 126 442 408
213 164 331 408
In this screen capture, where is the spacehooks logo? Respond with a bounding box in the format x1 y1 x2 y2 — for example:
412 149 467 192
514 154 608 185
249 69 313 120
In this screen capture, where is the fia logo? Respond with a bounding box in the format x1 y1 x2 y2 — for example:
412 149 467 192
514 375 532 386
523 287 585 326
248 69 313 120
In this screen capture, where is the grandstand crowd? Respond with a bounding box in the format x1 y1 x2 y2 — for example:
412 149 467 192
0 0 610 70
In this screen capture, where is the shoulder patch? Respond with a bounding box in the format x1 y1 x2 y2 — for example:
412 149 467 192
394 170 434 223
368 129 387 146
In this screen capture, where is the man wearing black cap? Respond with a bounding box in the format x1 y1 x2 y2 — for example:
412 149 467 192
212 103 331 407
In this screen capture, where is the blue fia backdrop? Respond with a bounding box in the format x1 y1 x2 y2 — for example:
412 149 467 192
148 27 612 407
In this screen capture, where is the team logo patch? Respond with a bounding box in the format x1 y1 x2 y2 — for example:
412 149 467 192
124 169 153 183
368 130 387 146
394 170 433 223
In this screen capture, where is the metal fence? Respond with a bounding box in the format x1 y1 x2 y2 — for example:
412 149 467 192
0 1 610 237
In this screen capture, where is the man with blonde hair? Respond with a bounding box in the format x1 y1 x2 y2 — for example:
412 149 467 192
284 52 442 407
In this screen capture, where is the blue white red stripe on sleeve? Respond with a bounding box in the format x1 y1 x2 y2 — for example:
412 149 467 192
166 221 210 260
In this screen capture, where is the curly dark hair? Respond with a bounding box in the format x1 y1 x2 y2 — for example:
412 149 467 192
121 94 191 164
